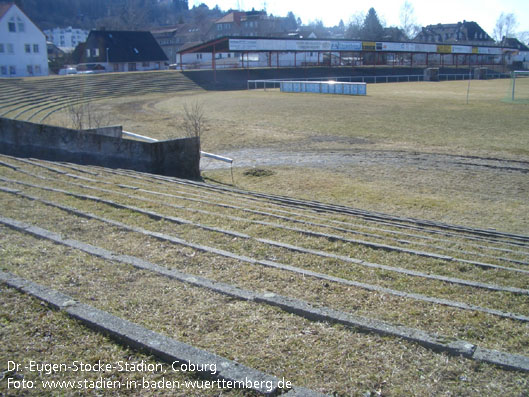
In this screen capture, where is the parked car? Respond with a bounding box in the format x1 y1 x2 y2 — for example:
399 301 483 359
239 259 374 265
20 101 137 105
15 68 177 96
58 67 78 75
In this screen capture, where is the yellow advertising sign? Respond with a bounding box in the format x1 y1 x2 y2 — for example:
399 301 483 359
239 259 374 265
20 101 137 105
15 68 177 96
437 45 452 53
362 41 376 51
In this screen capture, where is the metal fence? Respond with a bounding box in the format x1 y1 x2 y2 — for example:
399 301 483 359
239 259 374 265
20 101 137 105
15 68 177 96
248 72 510 90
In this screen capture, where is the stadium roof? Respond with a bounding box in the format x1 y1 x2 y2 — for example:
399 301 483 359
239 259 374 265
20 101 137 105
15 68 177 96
178 35 518 56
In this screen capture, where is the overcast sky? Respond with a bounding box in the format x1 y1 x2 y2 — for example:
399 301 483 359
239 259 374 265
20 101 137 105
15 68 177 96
192 0 529 38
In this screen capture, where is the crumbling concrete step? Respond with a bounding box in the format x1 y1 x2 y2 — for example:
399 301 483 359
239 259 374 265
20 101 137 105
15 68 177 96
1 182 528 324
2 216 529 373
0 271 327 397
3 174 526 296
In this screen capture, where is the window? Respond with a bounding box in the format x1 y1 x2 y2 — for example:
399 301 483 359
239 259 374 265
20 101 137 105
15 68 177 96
113 63 120 72
86 49 91 57
18 22 25 32
7 44 14 54
94 48 99 57
27 65 33 75
9 66 16 75
25 44 31 53
1 66 7 75
33 44 39 53
8 22 16 32
142 62 149 67
128 63 137 71
35 65 41 74
0 44 4 53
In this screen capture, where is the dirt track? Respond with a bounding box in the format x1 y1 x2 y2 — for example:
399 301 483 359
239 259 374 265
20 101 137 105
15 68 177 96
201 147 529 174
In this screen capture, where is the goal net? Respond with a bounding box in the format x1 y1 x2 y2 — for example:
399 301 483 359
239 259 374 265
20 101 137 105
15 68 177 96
507 70 529 103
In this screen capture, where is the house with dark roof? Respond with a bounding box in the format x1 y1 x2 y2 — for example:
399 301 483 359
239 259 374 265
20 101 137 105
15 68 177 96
211 11 293 39
151 23 201 64
76 30 168 72
500 37 529 52
0 2 48 77
413 21 494 45
500 37 529 68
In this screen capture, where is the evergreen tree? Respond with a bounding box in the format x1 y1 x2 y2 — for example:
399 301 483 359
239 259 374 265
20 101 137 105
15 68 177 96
361 7 384 40
286 11 297 30
173 0 188 13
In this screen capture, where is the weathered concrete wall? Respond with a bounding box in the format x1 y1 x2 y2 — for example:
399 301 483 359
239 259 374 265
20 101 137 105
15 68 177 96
183 67 473 90
82 125 122 138
0 118 200 180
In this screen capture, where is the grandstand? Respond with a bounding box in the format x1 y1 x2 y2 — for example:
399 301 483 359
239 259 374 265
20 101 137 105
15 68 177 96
177 36 521 73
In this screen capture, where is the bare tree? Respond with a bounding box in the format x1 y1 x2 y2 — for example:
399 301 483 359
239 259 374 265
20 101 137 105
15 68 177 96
518 31 529 45
67 99 109 131
399 1 420 40
345 12 365 39
306 19 329 38
181 101 206 141
494 12 518 41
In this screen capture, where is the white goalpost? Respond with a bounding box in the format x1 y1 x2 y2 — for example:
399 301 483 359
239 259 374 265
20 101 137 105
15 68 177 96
511 70 529 102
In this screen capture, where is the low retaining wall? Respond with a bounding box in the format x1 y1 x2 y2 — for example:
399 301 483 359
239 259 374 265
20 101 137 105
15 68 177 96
0 118 200 179
183 67 479 90
83 125 123 138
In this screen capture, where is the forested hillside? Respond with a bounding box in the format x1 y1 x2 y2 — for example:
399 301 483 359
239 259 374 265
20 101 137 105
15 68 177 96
0 0 217 30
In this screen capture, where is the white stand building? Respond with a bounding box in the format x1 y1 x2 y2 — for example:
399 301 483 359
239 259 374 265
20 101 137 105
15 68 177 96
0 3 48 78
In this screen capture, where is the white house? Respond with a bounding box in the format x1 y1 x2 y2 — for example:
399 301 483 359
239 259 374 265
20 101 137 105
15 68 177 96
43 26 89 52
0 3 49 78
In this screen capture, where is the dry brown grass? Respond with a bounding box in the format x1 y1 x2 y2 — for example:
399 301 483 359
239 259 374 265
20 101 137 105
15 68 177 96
0 284 256 396
2 226 528 396
39 79 529 233
1 76 529 396
0 164 528 359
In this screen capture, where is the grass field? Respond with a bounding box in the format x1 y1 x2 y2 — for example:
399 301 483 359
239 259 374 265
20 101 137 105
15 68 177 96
84 79 529 156
1 74 528 396
43 79 529 232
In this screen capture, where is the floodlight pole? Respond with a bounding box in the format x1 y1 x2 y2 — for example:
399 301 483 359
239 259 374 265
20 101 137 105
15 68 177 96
512 71 516 102
466 69 471 105
212 44 216 84
106 47 110 72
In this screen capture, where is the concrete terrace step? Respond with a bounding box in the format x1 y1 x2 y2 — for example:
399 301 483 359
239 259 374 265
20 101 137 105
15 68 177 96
0 71 203 121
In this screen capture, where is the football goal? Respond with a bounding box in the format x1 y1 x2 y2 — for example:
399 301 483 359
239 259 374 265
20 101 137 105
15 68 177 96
509 70 529 103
